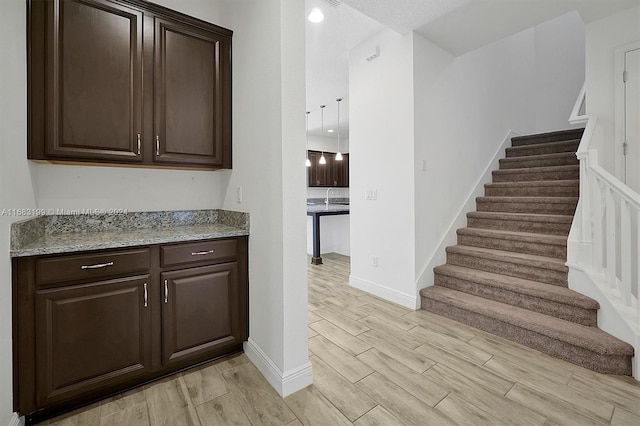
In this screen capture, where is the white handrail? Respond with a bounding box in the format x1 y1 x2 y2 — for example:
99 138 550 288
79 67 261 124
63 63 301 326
571 84 640 323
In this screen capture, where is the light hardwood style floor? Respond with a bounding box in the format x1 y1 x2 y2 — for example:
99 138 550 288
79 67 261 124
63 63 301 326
45 253 639 425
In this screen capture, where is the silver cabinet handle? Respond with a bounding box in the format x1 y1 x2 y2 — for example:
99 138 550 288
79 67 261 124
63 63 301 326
164 279 168 304
155 135 160 156
137 134 141 155
191 250 214 256
143 283 148 308
81 261 114 270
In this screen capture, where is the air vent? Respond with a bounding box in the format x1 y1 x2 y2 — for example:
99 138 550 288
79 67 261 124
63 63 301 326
321 0 341 7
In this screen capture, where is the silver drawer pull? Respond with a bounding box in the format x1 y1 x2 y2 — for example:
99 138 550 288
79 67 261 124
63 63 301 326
81 261 114 270
191 250 214 256
164 279 168 304
144 283 148 308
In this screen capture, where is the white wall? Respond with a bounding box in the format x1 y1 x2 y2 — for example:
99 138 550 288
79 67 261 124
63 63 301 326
349 29 417 308
533 13 586 132
307 135 349 154
0 0 310 421
585 6 640 176
219 0 311 395
0 2 38 423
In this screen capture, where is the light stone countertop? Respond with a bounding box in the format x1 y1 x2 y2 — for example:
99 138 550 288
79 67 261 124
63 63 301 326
10 210 249 257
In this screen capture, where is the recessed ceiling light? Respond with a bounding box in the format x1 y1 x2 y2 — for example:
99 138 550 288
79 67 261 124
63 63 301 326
308 8 325 23
327 129 334 133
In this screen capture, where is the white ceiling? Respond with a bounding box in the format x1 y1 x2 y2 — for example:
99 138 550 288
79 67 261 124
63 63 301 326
343 0 640 55
305 0 640 138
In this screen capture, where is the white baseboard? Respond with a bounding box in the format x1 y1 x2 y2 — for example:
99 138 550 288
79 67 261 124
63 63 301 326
243 338 313 397
8 413 23 426
349 275 418 309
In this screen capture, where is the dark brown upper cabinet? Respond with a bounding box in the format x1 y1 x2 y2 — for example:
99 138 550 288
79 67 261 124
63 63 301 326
307 150 349 188
28 0 232 170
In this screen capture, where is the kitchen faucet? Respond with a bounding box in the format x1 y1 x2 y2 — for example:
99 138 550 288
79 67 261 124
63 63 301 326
325 188 335 209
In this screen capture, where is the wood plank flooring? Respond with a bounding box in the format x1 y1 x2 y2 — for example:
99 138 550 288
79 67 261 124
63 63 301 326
45 253 640 425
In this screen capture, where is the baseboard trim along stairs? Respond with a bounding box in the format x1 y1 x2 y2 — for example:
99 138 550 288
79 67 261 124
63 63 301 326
420 129 635 376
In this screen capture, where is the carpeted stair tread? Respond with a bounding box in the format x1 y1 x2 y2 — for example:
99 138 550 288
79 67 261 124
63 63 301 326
511 129 584 147
446 245 568 286
432 265 596 325
476 196 577 215
433 264 599 310
420 286 633 357
446 245 567 272
457 226 567 258
467 211 573 235
499 152 579 169
492 165 580 183
467 211 574 224
506 140 580 157
484 180 579 197
476 196 578 205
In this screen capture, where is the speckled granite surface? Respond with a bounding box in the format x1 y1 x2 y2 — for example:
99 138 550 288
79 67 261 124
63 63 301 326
307 197 349 205
307 204 350 213
11 210 249 257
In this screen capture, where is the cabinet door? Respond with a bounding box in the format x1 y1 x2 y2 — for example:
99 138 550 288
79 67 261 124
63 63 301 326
341 153 350 187
329 153 341 187
154 18 232 167
34 0 143 162
35 276 152 407
161 263 241 366
307 151 328 187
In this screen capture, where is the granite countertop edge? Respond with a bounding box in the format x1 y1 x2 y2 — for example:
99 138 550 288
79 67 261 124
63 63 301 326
10 209 250 258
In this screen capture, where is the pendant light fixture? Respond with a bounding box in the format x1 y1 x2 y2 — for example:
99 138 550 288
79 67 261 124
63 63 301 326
305 111 311 167
319 105 326 165
335 98 343 161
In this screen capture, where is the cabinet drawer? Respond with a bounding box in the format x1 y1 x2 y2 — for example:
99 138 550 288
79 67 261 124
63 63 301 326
161 239 237 268
36 248 150 287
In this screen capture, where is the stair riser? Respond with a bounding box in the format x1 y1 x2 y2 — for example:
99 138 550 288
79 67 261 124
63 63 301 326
433 274 596 326
457 233 566 259
492 169 579 182
506 142 579 157
420 296 632 376
484 185 579 197
476 201 577 215
499 156 578 169
446 251 568 286
511 131 584 147
467 216 571 236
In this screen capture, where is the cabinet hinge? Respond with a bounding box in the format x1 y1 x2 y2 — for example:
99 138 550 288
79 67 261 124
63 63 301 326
623 70 628 83
623 141 628 156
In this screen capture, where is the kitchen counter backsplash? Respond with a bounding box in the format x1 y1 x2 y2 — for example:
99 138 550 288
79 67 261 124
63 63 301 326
11 209 249 257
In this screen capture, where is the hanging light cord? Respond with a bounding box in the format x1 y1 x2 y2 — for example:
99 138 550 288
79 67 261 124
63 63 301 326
319 105 326 164
305 111 311 166
335 98 343 161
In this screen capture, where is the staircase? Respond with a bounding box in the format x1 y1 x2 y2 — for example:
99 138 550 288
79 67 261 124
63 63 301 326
420 129 635 376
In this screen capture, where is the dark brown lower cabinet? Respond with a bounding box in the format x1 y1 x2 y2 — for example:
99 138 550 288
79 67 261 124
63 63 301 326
35 276 152 408
13 237 248 423
161 263 240 366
